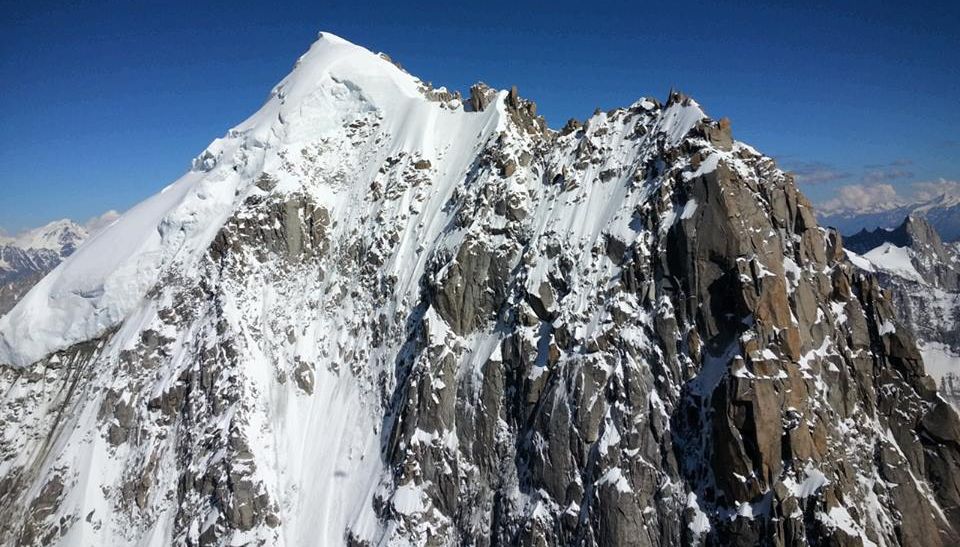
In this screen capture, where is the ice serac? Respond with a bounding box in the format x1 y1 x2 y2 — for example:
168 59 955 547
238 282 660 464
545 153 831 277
2 33 960 547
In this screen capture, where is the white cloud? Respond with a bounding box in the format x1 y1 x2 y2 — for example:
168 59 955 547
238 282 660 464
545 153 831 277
82 210 122 235
911 179 960 202
786 158 914 187
818 183 903 215
817 178 960 215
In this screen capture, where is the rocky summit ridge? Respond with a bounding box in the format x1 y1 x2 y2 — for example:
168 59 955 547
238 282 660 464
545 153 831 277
1 32 959 547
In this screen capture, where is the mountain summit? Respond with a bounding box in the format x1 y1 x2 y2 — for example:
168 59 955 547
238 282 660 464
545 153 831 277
1 33 958 546
0 219 88 316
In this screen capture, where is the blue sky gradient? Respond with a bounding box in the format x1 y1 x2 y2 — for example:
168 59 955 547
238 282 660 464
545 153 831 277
2 0 958 232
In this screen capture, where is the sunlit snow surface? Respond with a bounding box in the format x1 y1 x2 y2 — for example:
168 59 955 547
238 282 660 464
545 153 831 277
0 32 508 368
860 242 924 282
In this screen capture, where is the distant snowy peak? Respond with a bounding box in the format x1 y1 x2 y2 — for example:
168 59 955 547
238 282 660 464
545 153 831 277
820 188 960 217
845 215 959 277
0 219 89 318
5 219 87 256
845 215 951 259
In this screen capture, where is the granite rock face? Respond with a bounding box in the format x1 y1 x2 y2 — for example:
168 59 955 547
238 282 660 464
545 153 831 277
1 35 958 547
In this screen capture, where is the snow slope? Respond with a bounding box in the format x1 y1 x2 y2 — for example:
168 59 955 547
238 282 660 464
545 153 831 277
0 32 505 368
860 242 924 282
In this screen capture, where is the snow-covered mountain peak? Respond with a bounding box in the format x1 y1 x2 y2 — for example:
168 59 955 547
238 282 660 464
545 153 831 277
0 32 719 370
219 31 507 161
844 215 960 409
3 32 960 547
0 219 91 320
657 95 707 147
7 219 87 255
0 32 511 368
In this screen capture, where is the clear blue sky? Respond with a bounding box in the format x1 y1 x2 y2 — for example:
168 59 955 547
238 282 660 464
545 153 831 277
2 0 958 232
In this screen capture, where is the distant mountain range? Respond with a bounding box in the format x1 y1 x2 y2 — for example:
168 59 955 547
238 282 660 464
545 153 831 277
818 192 960 241
0 213 117 316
